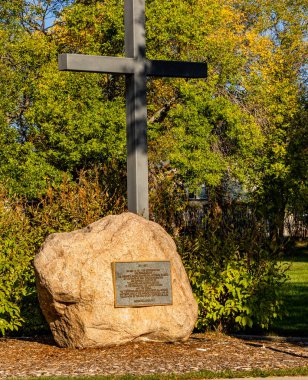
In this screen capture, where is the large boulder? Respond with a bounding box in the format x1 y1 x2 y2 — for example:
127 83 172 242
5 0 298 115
34 212 198 348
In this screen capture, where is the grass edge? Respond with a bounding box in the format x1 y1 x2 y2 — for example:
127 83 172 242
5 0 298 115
7 366 308 380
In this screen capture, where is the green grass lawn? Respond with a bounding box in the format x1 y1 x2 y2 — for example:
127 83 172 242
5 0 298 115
270 243 308 336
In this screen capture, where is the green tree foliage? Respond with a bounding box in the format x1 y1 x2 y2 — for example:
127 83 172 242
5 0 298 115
1 0 306 204
0 0 127 197
236 0 307 241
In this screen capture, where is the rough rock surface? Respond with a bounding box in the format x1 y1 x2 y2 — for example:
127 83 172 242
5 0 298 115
34 212 198 348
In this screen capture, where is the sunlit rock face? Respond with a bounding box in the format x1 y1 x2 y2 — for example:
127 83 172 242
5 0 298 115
34 212 198 348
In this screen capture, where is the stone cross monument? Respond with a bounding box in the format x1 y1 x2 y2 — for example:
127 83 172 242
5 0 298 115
59 0 207 219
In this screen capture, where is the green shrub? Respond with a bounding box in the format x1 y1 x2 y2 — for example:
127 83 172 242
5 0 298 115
0 194 35 335
178 204 289 332
0 168 126 336
27 169 125 240
186 258 288 332
149 170 289 333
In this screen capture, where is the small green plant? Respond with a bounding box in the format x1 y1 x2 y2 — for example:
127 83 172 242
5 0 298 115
187 258 288 332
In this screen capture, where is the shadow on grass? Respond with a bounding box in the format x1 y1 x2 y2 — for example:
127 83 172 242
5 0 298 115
272 282 308 336
284 245 308 263
270 244 308 336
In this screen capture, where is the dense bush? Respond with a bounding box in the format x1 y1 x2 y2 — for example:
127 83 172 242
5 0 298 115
149 163 187 237
0 169 126 336
185 253 288 332
0 191 35 335
150 169 289 332
178 203 289 332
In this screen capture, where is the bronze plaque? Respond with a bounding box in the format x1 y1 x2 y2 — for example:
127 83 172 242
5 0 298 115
112 261 172 307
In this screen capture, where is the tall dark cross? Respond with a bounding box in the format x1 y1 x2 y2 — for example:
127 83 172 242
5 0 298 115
59 0 207 219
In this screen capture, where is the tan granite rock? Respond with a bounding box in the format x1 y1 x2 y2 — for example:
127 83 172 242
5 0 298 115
34 212 198 348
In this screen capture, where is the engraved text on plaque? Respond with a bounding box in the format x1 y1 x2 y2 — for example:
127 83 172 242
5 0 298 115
112 261 172 307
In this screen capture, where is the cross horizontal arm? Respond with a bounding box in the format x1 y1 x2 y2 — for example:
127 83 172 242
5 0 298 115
146 60 207 78
58 54 136 74
59 54 207 79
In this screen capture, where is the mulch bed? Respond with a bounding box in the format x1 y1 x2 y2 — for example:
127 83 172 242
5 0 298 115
0 333 307 378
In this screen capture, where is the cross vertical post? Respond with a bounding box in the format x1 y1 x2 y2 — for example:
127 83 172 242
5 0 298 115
124 0 149 219
58 0 207 220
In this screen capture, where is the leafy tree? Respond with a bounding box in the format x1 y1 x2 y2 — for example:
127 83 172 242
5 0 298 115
236 0 308 241
1 0 306 208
